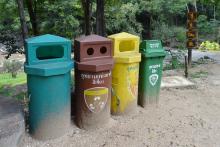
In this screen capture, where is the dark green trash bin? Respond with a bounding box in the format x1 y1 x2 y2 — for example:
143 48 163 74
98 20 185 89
24 34 73 140
138 40 166 107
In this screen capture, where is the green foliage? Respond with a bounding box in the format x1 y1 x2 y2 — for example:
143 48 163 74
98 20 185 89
0 30 24 58
173 27 186 42
0 0 21 31
173 27 187 49
0 0 24 58
0 0 220 58
0 72 26 88
163 50 186 70
3 60 23 78
38 0 82 38
199 41 220 51
198 15 220 41
152 21 174 44
105 2 143 36
198 15 213 34
0 72 26 100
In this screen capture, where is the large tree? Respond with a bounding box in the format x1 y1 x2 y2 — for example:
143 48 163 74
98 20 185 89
25 0 38 35
16 0 28 43
96 0 105 36
81 0 93 35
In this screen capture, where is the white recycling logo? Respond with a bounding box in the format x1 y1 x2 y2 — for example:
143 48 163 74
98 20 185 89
149 74 159 86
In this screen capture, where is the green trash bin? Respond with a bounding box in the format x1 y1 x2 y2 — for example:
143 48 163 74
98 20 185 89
24 34 73 140
138 40 166 107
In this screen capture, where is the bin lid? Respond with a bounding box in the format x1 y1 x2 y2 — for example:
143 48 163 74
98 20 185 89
140 40 166 58
25 34 72 66
24 61 73 76
76 58 114 72
108 32 140 56
26 34 71 44
74 35 112 62
114 53 141 63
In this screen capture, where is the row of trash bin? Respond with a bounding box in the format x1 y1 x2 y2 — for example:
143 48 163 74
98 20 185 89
24 32 166 140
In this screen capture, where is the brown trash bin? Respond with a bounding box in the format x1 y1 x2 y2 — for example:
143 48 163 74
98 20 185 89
74 35 114 129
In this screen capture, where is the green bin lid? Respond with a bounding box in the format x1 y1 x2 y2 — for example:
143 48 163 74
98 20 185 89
26 34 71 44
140 40 166 58
24 61 73 76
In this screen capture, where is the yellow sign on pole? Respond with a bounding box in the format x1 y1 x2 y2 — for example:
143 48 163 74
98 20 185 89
186 11 197 49
187 40 197 49
186 31 197 39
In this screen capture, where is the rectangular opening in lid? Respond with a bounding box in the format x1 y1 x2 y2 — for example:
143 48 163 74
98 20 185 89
36 45 64 60
119 40 135 52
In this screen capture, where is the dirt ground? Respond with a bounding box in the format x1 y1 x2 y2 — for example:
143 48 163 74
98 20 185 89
17 62 220 147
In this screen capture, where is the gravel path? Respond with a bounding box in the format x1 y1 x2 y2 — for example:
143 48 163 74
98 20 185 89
17 63 220 147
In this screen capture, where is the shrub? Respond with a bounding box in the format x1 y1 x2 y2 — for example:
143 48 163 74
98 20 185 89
197 15 212 34
3 60 23 78
105 2 143 36
199 41 220 51
173 27 186 42
151 21 174 45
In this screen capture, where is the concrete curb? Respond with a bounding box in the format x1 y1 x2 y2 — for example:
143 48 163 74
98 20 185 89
0 96 25 147
161 76 195 89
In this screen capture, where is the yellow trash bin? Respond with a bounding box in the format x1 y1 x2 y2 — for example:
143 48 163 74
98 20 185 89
108 32 141 115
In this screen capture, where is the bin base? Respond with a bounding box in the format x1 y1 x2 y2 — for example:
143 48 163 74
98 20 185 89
138 93 159 108
111 100 137 115
30 108 71 140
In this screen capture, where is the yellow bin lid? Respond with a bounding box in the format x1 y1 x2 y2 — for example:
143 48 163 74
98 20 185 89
108 32 140 56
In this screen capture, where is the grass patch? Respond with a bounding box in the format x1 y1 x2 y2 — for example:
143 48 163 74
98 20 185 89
190 71 208 79
0 72 26 88
0 72 27 100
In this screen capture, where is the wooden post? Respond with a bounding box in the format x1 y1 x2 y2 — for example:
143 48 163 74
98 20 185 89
188 48 192 67
185 55 188 78
186 3 197 67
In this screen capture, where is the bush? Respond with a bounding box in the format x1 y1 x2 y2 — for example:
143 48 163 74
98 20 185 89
197 15 220 42
152 22 186 49
105 2 143 36
199 41 220 51
197 15 212 34
173 27 186 42
3 60 23 78
172 27 187 49
151 21 174 45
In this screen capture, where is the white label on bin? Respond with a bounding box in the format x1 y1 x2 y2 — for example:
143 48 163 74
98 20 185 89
150 43 160 49
149 74 159 86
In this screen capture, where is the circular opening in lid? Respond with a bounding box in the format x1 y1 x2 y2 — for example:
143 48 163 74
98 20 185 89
100 46 107 54
87 48 94 55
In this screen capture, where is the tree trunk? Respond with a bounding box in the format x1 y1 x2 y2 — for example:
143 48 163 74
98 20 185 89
16 0 28 44
214 5 216 20
81 0 92 35
26 0 38 35
96 0 105 36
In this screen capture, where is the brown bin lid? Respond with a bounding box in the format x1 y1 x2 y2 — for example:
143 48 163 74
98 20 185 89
75 35 111 43
74 35 112 62
75 58 114 72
